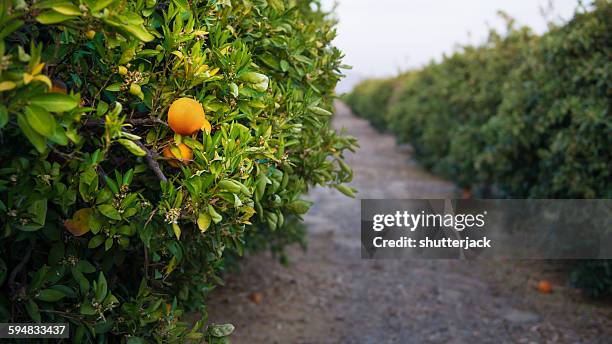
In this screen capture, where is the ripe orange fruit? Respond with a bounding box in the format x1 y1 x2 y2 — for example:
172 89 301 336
85 30 96 39
64 208 93 236
162 142 193 167
249 292 263 304
167 97 205 135
537 280 553 294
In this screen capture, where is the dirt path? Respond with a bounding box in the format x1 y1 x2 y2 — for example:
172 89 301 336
206 101 612 343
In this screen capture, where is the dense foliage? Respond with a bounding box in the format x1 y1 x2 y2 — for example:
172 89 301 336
346 1 611 294
0 0 356 342
343 77 397 131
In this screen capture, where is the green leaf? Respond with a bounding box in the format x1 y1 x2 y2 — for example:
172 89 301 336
48 125 69 145
208 205 222 224
218 179 242 194
293 54 313 65
121 24 154 42
37 288 66 302
230 82 239 98
208 323 235 338
103 175 119 194
286 199 311 215
25 300 41 323
79 167 99 202
27 199 47 226
80 302 96 315
52 4 82 16
98 204 121 220
123 169 134 185
94 320 115 334
71 266 90 294
0 104 8 128
76 260 96 274
25 105 56 137
118 139 147 156
74 326 86 343
308 106 332 116
240 72 268 84
17 113 47 153
280 60 289 72
105 83 122 92
268 0 285 11
91 0 117 12
30 93 79 112
0 19 24 40
88 235 105 249
95 272 108 302
197 212 211 233
104 238 113 251
36 10 77 24
334 184 356 198
49 285 76 298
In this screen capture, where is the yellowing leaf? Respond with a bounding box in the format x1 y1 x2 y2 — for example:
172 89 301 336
172 223 181 239
23 73 33 84
64 208 93 236
197 212 211 232
0 81 16 92
33 75 53 89
31 62 45 75
165 256 178 275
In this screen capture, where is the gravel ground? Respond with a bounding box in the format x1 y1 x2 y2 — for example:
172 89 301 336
205 101 612 343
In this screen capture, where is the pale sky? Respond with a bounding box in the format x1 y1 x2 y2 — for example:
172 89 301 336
320 0 580 93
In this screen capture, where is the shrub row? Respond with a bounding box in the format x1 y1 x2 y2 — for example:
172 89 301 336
346 1 611 294
0 0 356 342
347 1 610 198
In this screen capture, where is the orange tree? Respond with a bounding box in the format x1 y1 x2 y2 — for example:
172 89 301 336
0 0 356 342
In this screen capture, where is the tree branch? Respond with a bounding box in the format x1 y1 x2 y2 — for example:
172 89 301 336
134 141 167 183
83 118 168 127
8 240 34 295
